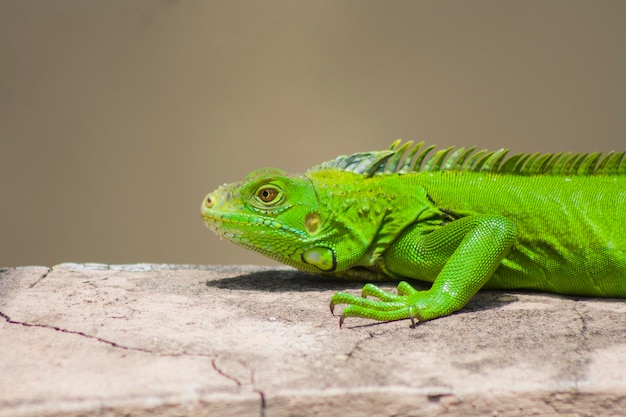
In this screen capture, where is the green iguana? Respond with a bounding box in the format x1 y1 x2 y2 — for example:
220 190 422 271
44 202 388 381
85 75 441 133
201 140 626 326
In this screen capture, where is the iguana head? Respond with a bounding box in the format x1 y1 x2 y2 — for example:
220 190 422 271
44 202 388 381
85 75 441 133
201 142 447 274
201 164 423 274
201 167 339 272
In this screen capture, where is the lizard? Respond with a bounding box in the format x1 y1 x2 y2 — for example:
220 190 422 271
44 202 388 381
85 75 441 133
200 140 626 326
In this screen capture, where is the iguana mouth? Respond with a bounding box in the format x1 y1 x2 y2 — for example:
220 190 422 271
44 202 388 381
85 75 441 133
200 215 223 234
202 210 314 268
202 210 279 230
201 212 252 237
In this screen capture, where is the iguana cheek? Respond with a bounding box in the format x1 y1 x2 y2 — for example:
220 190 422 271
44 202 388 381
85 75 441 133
302 247 336 272
305 212 321 235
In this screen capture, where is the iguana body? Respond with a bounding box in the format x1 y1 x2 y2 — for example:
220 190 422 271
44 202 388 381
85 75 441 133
201 140 626 325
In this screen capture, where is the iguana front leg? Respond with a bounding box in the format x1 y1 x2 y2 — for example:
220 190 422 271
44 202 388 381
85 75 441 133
330 215 516 326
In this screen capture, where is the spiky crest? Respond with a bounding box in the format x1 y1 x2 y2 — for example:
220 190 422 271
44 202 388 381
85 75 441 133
310 140 625 177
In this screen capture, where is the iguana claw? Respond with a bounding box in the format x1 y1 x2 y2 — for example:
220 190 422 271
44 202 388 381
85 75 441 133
339 313 346 328
408 306 418 328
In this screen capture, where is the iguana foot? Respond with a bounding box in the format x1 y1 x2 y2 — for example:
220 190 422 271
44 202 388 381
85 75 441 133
330 281 424 327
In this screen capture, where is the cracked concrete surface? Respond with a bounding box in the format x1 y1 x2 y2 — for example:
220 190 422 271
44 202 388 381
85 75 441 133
1 264 625 417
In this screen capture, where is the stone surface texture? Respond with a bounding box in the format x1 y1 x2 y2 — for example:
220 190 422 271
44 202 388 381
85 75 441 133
1 263 625 417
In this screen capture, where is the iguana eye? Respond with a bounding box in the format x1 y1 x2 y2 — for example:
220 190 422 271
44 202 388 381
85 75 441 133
257 186 281 204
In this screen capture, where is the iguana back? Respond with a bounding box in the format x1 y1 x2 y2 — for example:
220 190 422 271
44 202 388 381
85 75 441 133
384 170 625 296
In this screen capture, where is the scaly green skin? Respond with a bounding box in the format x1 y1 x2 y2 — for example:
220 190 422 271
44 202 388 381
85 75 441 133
201 141 626 326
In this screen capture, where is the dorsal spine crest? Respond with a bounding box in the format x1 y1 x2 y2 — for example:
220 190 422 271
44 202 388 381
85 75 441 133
308 140 624 177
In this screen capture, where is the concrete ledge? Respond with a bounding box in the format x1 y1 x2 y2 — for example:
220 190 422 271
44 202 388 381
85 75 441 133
1 264 625 416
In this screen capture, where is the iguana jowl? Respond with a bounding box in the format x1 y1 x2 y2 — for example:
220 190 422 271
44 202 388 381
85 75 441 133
201 140 626 326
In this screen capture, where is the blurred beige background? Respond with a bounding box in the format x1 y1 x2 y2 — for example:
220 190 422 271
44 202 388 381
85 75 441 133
1 0 624 267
